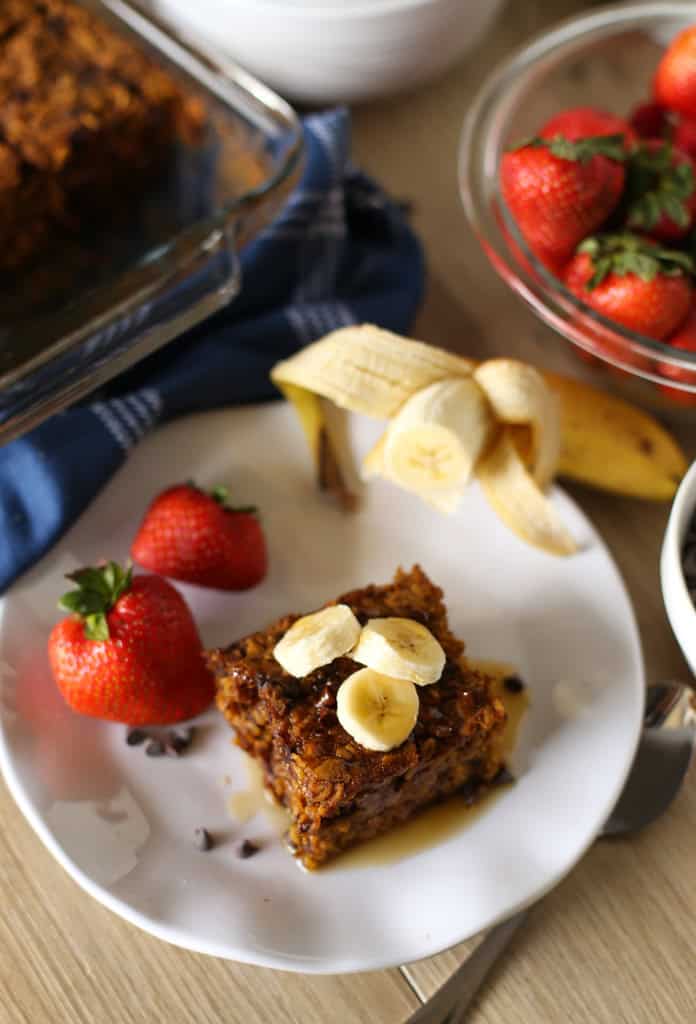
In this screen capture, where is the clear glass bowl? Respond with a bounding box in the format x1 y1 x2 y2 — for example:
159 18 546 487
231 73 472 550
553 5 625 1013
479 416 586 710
0 0 303 443
461 2 696 419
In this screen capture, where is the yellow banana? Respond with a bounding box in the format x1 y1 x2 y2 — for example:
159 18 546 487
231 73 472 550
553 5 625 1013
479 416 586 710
546 373 688 500
270 325 688 558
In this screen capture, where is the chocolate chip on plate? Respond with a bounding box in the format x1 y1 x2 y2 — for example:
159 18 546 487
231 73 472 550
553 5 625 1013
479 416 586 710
126 728 148 746
166 726 195 755
237 839 260 860
145 738 165 758
194 827 213 852
503 675 525 694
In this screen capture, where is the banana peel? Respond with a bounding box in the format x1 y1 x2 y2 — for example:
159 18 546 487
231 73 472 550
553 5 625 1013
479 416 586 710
477 430 577 557
271 325 474 419
545 373 688 500
474 360 561 490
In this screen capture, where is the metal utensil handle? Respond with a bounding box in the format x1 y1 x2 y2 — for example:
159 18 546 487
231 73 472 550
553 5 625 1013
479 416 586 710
404 910 528 1024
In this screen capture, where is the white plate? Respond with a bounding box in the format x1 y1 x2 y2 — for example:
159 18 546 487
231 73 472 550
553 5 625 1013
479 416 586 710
0 404 644 973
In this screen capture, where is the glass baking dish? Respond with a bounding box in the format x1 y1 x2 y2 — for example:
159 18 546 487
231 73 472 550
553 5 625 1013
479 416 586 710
0 0 304 443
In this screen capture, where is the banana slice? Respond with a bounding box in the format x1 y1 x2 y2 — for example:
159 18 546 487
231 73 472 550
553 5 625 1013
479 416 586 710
351 617 446 686
474 360 561 489
336 668 419 751
477 430 577 557
274 604 361 678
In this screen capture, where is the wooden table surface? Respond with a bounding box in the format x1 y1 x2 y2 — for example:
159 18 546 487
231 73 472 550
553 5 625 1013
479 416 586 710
3 2 696 1021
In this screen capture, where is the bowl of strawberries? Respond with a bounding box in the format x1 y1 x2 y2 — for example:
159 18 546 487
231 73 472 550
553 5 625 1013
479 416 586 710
461 2 696 416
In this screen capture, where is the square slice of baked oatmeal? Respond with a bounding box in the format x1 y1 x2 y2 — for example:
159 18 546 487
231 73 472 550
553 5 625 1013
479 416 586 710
207 566 506 869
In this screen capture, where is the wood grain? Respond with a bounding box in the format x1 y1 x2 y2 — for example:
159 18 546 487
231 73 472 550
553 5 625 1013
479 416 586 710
2 1 696 1022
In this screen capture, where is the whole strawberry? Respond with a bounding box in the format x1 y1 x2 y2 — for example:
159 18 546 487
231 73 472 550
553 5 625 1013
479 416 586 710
131 483 267 591
624 140 696 241
654 26 696 119
541 106 636 148
657 303 696 406
48 563 214 724
500 134 627 267
564 233 692 341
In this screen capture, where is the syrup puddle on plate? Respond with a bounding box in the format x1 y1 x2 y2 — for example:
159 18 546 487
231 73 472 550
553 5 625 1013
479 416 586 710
225 660 528 870
227 754 290 831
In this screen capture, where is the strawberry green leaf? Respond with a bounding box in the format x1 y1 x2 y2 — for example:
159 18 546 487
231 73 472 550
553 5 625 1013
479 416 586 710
578 232 694 289
228 505 257 516
84 613 109 643
211 485 229 505
521 133 627 164
587 255 613 289
59 561 132 641
625 141 695 231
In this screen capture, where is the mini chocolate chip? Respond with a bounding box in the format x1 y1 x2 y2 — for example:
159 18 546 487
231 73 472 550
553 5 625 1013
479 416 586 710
459 777 482 804
503 675 525 694
494 766 516 786
165 728 194 756
280 679 303 701
194 828 213 851
238 839 260 859
126 728 148 746
145 739 165 757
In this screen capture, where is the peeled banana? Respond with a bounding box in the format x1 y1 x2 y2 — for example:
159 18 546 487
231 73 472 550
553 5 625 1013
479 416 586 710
273 604 361 678
271 324 688 558
336 668 419 751
351 617 446 686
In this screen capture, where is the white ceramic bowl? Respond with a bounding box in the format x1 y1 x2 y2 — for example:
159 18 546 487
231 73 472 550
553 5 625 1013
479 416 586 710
661 461 696 675
154 0 504 104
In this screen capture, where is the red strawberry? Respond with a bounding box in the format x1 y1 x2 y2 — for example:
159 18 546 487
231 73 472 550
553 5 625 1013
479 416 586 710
674 115 696 159
131 483 267 591
657 303 696 406
629 100 671 140
541 106 636 148
563 233 692 341
500 134 627 266
654 26 696 119
48 563 214 724
624 140 696 240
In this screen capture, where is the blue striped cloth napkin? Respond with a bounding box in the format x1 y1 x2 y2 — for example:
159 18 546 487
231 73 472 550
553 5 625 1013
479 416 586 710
0 108 424 591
